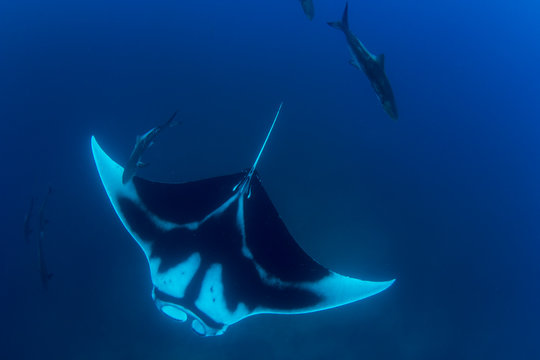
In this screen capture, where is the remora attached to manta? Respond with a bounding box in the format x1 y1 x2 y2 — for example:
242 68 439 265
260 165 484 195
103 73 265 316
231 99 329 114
329 2 398 120
91 103 394 336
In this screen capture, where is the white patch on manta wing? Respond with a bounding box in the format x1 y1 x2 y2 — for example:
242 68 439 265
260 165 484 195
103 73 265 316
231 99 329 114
91 136 136 207
255 263 285 287
91 136 153 256
92 136 189 256
237 195 253 259
168 191 239 234
199 191 240 225
195 263 250 326
253 272 395 316
303 272 395 310
149 252 201 299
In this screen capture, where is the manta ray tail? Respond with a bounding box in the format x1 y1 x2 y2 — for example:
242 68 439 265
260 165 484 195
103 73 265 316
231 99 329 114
328 2 350 31
234 102 283 195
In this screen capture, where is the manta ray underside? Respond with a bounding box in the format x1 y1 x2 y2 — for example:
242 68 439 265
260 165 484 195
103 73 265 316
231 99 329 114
91 107 394 336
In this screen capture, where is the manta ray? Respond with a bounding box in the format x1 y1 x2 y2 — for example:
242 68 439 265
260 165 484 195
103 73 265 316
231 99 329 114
91 103 394 336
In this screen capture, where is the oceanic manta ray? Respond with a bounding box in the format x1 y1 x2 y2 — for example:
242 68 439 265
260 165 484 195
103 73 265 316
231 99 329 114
91 103 394 336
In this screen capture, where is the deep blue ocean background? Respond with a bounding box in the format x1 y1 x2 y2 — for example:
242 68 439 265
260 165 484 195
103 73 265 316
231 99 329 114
1 0 539 359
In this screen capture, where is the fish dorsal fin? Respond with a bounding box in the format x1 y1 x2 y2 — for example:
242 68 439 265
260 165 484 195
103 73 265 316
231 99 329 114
342 2 349 29
234 102 283 196
376 53 385 69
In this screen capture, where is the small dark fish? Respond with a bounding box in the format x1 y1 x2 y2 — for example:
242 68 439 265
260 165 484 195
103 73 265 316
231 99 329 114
299 0 314 20
122 111 179 184
38 187 53 290
328 2 398 120
23 197 34 243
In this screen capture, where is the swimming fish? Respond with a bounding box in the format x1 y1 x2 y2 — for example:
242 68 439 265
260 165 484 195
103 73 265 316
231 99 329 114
122 111 179 184
329 2 398 120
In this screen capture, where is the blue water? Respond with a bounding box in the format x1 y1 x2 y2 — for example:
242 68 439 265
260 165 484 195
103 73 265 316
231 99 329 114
1 0 539 358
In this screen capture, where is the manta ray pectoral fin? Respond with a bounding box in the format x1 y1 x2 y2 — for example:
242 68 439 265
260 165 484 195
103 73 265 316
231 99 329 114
91 136 151 254
92 136 125 199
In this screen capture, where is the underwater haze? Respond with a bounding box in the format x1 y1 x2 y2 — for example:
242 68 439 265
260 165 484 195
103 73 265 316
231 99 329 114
1 0 539 359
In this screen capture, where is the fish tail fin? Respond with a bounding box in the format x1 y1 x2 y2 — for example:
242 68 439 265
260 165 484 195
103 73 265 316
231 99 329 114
327 2 349 31
300 0 314 20
163 110 180 128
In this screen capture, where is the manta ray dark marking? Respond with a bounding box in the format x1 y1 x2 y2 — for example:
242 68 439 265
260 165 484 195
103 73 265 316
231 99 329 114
91 103 394 336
